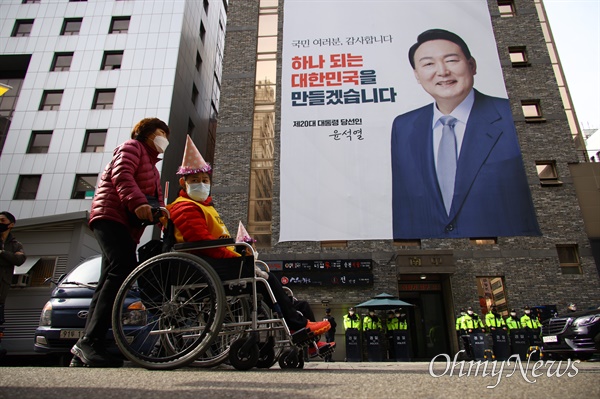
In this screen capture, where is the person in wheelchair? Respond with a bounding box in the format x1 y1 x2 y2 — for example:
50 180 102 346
166 136 334 356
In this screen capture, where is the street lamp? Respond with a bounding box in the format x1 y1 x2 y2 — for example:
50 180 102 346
0 83 12 97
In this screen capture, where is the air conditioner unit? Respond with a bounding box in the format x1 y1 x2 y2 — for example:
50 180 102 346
11 274 29 287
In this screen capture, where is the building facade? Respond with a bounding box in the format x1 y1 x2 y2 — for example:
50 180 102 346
0 0 228 354
213 0 599 360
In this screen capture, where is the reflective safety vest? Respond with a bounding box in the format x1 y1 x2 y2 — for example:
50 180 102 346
505 316 521 331
386 318 408 331
343 314 362 330
460 313 484 330
456 314 466 331
520 314 541 329
363 315 382 331
485 313 506 329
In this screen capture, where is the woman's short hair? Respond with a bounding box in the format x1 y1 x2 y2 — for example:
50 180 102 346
131 118 170 141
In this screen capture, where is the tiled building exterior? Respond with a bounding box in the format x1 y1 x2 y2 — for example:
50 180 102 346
213 0 599 358
0 0 228 354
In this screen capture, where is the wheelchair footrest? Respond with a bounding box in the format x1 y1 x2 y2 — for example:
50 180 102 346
291 327 315 345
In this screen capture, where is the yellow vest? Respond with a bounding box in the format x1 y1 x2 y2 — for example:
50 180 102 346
169 196 237 254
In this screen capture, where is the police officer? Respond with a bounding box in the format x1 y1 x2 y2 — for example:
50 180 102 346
363 309 382 331
520 306 541 330
485 306 507 331
343 306 361 361
456 308 467 335
396 309 408 330
505 309 522 332
343 307 361 331
460 307 485 333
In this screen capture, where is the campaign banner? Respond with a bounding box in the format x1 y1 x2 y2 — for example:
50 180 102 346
280 0 539 241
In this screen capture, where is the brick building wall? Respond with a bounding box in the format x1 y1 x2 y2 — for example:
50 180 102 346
214 0 599 341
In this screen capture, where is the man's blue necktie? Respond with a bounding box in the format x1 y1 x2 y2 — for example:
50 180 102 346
437 116 457 216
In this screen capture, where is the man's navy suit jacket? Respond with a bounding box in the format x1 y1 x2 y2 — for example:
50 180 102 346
391 90 541 239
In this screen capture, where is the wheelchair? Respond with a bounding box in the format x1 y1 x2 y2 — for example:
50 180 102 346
110 209 332 370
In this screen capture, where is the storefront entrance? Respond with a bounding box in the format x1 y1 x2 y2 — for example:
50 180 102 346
397 274 453 360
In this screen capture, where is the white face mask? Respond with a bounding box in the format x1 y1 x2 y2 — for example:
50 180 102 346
510 312 516 317
524 310 531 315
467 310 473 315
349 311 355 315
153 136 169 153
186 182 210 202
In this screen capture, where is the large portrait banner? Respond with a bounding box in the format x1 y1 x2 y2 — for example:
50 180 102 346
280 0 540 241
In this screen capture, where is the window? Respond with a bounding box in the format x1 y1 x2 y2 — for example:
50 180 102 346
12 20 34 37
109 16 130 34
39 90 63 110
27 131 52 153
470 238 498 245
187 118 195 136
199 21 206 43
72 174 97 199
101 51 123 70
82 130 107 152
61 18 82 36
12 257 51 287
556 244 581 274
14 175 41 199
92 89 115 109
192 84 199 106
536 161 562 186
203 0 209 13
498 0 516 17
508 46 530 67
476 277 509 316
51 52 74 72
196 52 202 71
22 0 41 4
521 100 544 122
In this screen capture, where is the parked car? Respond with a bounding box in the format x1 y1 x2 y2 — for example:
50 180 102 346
33 256 148 365
541 306 600 360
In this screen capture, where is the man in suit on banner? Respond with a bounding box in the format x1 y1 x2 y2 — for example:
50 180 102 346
391 29 540 239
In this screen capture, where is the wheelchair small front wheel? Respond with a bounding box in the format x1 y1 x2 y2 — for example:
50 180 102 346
278 348 300 369
255 338 276 368
229 338 259 371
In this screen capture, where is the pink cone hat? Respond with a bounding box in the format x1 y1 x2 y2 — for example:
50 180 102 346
236 221 256 243
177 135 212 175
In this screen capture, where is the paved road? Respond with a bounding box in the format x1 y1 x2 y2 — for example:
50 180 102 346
1 359 599 399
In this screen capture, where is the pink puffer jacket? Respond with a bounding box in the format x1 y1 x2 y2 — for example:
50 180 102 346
89 139 164 243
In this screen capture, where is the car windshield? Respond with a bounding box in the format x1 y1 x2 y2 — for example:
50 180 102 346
61 257 102 286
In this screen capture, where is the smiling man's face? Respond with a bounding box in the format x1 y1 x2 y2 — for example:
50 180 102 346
413 39 477 114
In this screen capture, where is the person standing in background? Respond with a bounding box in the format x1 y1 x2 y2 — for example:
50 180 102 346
0 211 26 356
323 307 337 362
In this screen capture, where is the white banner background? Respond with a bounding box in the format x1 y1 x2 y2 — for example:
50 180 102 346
280 0 507 241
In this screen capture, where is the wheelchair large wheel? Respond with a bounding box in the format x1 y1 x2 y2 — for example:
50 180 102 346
112 252 226 370
191 295 251 368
